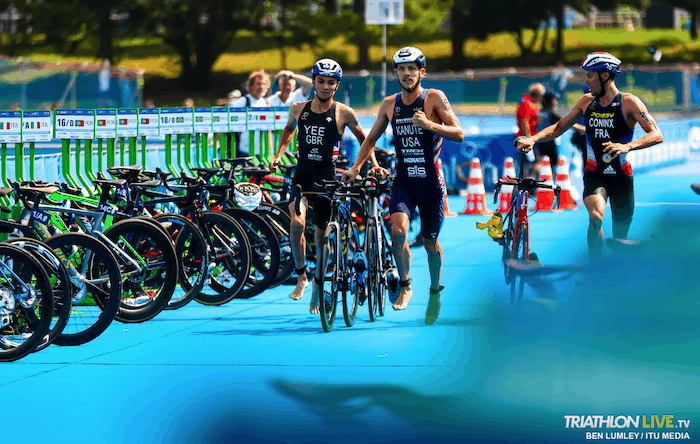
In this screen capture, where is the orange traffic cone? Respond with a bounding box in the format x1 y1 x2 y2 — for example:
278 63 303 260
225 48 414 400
499 156 516 212
555 155 579 210
460 158 492 215
536 155 556 211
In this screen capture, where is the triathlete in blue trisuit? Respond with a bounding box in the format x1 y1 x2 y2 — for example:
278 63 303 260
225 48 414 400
271 58 384 313
517 52 663 262
343 47 464 324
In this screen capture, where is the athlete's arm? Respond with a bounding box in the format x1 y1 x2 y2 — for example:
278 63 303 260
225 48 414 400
517 94 590 153
342 96 392 182
603 94 663 160
270 102 303 171
341 105 384 173
417 90 464 142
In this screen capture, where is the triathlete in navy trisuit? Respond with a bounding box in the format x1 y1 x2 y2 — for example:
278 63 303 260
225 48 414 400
517 52 663 262
271 58 384 313
343 47 464 324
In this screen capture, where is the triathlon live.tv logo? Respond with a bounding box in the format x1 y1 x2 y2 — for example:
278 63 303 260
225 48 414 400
565 415 692 440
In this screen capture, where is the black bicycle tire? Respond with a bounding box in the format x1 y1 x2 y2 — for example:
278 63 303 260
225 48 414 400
0 244 53 361
194 211 252 306
342 220 360 328
152 213 209 310
222 208 281 299
44 232 122 346
318 224 339 332
367 219 378 323
510 221 528 304
103 218 179 323
5 238 72 351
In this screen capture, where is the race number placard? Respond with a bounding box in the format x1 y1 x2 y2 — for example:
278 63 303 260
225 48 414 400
193 107 212 134
274 107 290 131
95 109 117 139
54 109 95 140
366 0 404 25
138 108 160 137
212 107 229 133
247 107 275 131
228 107 247 132
21 111 52 142
160 107 193 135
0 111 22 143
117 109 138 138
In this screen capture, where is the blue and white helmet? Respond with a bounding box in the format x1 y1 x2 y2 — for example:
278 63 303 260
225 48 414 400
311 58 342 80
580 52 621 75
392 46 426 69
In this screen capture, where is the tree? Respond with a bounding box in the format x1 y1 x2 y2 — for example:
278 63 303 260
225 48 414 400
666 0 700 39
147 0 266 90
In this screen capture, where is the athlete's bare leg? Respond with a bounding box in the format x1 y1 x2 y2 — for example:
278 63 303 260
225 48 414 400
309 226 325 314
424 238 443 324
584 194 606 263
288 199 309 300
391 212 412 310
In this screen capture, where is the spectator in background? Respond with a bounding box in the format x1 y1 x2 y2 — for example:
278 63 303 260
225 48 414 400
183 98 194 108
97 59 114 109
144 98 156 108
515 82 545 177
550 61 574 107
227 70 272 157
269 70 313 107
9 102 20 111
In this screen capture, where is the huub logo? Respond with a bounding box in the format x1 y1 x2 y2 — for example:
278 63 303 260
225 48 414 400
398 48 412 57
300 112 309 121
394 106 400 116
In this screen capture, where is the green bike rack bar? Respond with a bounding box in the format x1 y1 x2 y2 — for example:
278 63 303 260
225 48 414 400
165 134 178 176
119 137 126 166
29 142 36 180
62 139 79 188
141 136 147 168
128 136 137 166
197 134 210 168
0 143 9 206
184 134 195 172
74 140 93 196
85 140 97 184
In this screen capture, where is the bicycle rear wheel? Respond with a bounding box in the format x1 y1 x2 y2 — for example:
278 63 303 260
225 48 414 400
343 221 361 328
366 219 380 322
103 218 178 323
318 224 340 332
45 232 122 346
6 238 72 352
152 214 208 310
195 211 252 305
510 221 528 304
0 244 53 362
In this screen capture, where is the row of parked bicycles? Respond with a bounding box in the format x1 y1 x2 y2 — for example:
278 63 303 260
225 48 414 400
0 148 421 361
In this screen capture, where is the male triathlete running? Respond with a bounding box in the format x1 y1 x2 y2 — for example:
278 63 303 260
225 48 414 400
271 58 384 313
517 52 663 262
342 47 464 325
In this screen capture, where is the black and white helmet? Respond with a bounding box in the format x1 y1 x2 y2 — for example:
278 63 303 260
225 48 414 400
311 58 342 80
392 46 426 69
580 52 621 75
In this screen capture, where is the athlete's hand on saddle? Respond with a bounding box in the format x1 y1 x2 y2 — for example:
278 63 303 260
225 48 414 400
412 110 432 129
515 136 534 153
602 141 630 159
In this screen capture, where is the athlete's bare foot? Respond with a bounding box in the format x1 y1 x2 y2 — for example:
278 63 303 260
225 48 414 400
425 286 444 325
444 210 458 218
309 279 320 314
392 285 412 310
289 274 308 300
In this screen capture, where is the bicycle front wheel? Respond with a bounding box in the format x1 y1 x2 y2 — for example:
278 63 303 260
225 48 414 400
318 224 340 332
510 221 528 304
0 244 53 362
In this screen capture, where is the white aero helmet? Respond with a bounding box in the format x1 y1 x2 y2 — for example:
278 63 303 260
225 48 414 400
311 58 342 80
580 52 621 75
234 182 263 211
392 46 426 69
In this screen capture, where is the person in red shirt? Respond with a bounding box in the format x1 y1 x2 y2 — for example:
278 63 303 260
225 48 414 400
515 83 545 176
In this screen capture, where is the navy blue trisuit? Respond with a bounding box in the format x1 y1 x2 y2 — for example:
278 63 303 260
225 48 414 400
389 90 447 240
